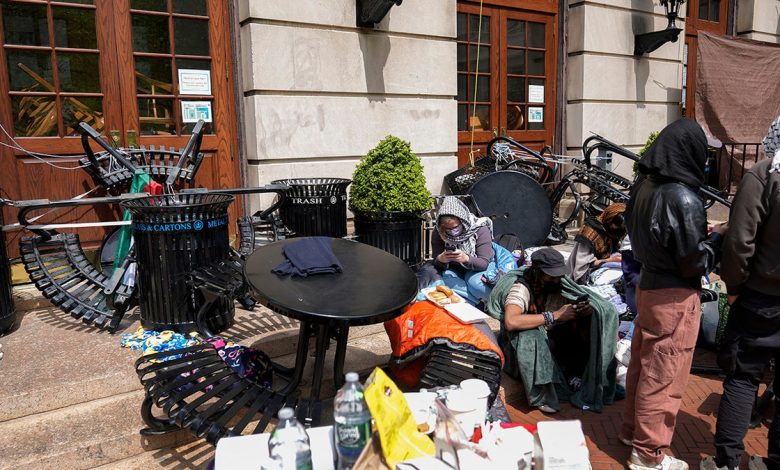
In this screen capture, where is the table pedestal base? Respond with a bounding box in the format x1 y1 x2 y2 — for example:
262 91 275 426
274 320 352 427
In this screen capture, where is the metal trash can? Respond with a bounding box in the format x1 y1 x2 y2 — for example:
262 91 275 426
121 194 234 333
0 200 15 335
271 178 350 237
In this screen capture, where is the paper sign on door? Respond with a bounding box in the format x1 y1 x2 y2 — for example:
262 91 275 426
181 101 213 123
178 69 212 95
528 85 545 103
528 107 544 123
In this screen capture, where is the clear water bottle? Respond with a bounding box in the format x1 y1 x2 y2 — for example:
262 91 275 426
334 372 372 470
267 407 313 470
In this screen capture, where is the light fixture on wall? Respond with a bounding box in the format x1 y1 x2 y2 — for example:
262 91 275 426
634 0 684 55
356 0 403 28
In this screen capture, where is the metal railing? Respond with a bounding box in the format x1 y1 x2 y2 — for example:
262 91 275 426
715 143 765 196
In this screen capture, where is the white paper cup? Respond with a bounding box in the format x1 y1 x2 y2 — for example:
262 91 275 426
460 379 491 426
446 389 478 438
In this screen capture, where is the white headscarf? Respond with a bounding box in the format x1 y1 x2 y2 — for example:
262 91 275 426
762 116 780 174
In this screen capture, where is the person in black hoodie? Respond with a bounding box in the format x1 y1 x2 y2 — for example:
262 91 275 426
701 116 780 470
619 118 728 470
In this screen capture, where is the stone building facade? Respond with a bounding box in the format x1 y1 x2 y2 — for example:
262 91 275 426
237 0 779 195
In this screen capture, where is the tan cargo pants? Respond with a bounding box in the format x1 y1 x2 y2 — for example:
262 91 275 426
621 286 701 464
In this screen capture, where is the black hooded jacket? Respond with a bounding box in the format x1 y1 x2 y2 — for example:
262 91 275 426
625 118 723 290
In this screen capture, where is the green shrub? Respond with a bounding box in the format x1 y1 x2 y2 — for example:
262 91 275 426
634 131 660 176
349 135 432 213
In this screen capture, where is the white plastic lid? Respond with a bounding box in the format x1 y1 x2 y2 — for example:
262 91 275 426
345 372 359 382
278 407 294 420
460 379 491 398
446 390 476 412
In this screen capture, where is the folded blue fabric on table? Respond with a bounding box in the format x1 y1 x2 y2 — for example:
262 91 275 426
272 237 343 277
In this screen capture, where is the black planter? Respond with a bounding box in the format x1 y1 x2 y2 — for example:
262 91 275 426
0 200 15 335
353 210 423 267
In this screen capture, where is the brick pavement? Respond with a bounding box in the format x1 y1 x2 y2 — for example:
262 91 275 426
506 368 772 469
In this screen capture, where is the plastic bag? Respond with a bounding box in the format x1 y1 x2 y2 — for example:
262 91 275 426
363 368 435 469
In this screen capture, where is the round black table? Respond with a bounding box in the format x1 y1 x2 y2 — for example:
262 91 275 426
244 237 417 422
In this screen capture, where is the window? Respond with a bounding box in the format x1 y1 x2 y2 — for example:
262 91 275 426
697 0 720 22
2 1 103 137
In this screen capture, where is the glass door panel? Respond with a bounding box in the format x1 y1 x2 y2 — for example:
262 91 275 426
129 0 214 137
2 0 104 138
501 10 555 145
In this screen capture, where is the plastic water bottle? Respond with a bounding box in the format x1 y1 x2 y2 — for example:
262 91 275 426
334 372 372 469
267 407 313 470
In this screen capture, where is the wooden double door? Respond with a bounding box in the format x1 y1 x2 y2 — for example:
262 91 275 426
0 0 241 256
457 0 559 166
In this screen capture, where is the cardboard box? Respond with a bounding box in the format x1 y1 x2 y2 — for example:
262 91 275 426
533 420 590 470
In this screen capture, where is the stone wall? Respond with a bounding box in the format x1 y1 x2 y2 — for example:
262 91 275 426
565 0 684 179
237 0 459 212
737 0 780 43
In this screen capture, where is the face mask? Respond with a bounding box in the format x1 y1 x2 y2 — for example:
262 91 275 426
446 225 464 237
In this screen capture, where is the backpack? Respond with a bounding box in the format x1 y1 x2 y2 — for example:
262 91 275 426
494 233 524 265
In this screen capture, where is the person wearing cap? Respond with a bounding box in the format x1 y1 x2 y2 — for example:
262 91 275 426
488 248 597 414
620 118 728 470
700 116 780 470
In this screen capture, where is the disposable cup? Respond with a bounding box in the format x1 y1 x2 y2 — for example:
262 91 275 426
445 389 477 438
460 379 491 426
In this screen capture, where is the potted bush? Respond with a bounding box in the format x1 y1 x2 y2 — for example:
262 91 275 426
350 135 432 266
634 131 659 178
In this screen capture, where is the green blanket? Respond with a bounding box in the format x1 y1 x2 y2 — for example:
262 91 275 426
486 269 618 412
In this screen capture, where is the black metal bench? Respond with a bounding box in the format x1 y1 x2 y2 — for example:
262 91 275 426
20 233 135 331
16 195 142 332
135 343 301 444
190 250 254 336
77 121 205 192
181 185 290 333
420 345 503 407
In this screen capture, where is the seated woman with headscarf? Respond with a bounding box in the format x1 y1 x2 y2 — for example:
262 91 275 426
431 196 496 305
567 203 627 284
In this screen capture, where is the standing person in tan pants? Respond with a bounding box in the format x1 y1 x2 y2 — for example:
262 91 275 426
620 118 728 470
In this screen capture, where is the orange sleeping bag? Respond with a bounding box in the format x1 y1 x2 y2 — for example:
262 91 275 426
384 300 504 388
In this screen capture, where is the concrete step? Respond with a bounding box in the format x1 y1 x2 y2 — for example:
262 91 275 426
92 440 215 470
0 390 198 470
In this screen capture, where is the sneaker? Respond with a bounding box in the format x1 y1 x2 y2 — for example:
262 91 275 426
537 404 558 414
628 449 688 470
699 456 736 470
749 455 768 470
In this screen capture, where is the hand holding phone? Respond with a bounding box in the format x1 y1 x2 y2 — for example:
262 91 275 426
573 294 591 317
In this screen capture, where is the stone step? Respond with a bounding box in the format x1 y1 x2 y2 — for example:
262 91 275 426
0 390 198 470
92 439 216 470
